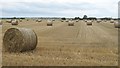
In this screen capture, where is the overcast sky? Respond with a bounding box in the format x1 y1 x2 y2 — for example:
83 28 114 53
0 0 119 18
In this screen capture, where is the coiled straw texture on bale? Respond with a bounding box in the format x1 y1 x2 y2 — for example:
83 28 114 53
3 28 37 52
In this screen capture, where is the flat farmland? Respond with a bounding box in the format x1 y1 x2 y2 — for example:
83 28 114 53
0 25 2 67
2 19 118 66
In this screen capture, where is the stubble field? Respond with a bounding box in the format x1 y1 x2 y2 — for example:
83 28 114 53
1 19 118 66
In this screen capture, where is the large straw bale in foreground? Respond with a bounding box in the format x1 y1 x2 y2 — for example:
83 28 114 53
3 28 37 52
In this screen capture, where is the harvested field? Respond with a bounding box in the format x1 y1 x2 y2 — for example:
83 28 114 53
2 19 118 66
0 25 2 67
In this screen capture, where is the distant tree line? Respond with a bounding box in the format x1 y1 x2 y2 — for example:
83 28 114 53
1 16 119 20
1 17 25 19
61 15 119 20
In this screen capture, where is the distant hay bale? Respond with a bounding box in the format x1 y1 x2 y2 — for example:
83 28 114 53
110 20 114 23
104 20 107 22
0 20 2 25
97 20 101 23
84 20 87 22
47 20 53 26
3 27 37 52
87 21 92 25
26 19 29 21
52 19 55 21
76 20 79 22
114 22 120 28
66 20 69 22
61 20 64 22
36 19 42 22
19 19 22 22
91 20 94 22
68 21 74 26
6 19 12 23
11 20 18 25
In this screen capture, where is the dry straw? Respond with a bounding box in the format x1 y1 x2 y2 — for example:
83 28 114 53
87 20 92 25
84 20 87 22
36 19 42 22
76 20 79 22
6 19 12 23
110 20 114 23
0 20 2 25
19 19 22 22
47 20 53 26
68 21 74 26
52 19 55 21
66 20 69 22
114 22 120 28
3 27 37 52
11 19 18 25
61 20 64 22
97 20 101 23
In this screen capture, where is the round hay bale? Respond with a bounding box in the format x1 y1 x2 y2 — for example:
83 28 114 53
104 20 107 22
19 19 22 22
52 19 55 21
66 20 69 22
97 20 101 23
47 20 53 26
110 20 114 23
6 19 12 23
87 21 92 25
84 20 87 22
76 20 79 22
91 20 94 22
11 20 18 25
114 22 120 28
61 20 64 22
3 27 37 52
68 21 74 26
36 19 42 22
0 20 2 25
